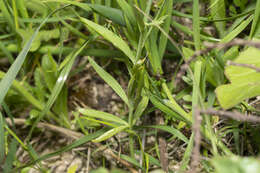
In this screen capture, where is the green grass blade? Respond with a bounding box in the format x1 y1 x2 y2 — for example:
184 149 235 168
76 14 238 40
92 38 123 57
0 112 5 163
146 125 189 143
119 153 142 168
46 0 126 26
0 5 69 106
60 20 88 40
162 82 191 121
116 0 136 27
158 0 173 59
249 0 260 38
0 0 14 31
44 0 91 11
14 128 107 171
220 15 254 43
78 108 128 126
4 125 28 150
28 41 89 139
88 3 125 26
149 93 191 124
192 60 202 116
16 0 29 19
209 0 226 38
2 102 15 129
145 33 162 74
88 57 129 106
0 41 14 63
132 95 149 125
3 139 18 173
0 71 44 110
171 21 220 42
193 0 201 50
135 150 161 167
80 17 136 63
6 44 125 58
177 133 194 173
11 0 19 30
92 125 129 142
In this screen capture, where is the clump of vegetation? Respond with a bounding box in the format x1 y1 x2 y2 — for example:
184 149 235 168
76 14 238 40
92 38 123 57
0 0 260 172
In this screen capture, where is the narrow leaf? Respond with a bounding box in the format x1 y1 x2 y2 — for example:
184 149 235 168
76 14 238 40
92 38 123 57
220 15 254 43
28 41 89 139
193 0 201 50
0 112 5 162
80 17 136 63
78 108 128 126
88 57 129 106
249 0 260 38
14 129 107 170
146 125 188 143
0 7 57 105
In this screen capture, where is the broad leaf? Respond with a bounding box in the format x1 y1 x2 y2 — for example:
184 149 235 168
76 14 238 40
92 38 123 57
67 164 78 173
216 47 260 109
211 156 260 173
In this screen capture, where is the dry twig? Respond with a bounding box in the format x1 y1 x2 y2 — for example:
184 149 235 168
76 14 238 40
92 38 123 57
227 61 260 72
190 107 260 173
201 108 260 123
175 39 260 86
5 118 138 173
155 110 169 172
190 108 202 173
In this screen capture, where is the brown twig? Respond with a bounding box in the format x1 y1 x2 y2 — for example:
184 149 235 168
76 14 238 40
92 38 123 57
190 108 202 173
155 110 169 172
5 118 82 140
175 39 260 86
190 107 260 173
5 118 138 173
227 60 260 72
200 108 260 123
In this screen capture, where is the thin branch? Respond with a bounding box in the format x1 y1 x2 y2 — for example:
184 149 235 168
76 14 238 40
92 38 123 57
200 108 260 123
227 60 260 72
5 118 138 173
190 108 202 173
175 39 260 86
155 110 169 172
189 107 260 172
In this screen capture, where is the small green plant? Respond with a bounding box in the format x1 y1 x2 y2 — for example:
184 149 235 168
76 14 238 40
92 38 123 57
0 0 260 172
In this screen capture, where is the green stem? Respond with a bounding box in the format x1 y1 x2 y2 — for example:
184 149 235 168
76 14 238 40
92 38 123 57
172 9 254 22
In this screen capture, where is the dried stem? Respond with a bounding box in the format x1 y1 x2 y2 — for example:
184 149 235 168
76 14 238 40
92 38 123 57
227 61 260 72
190 108 202 172
5 118 138 173
200 108 260 123
176 39 260 86
190 106 260 173
155 110 169 172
